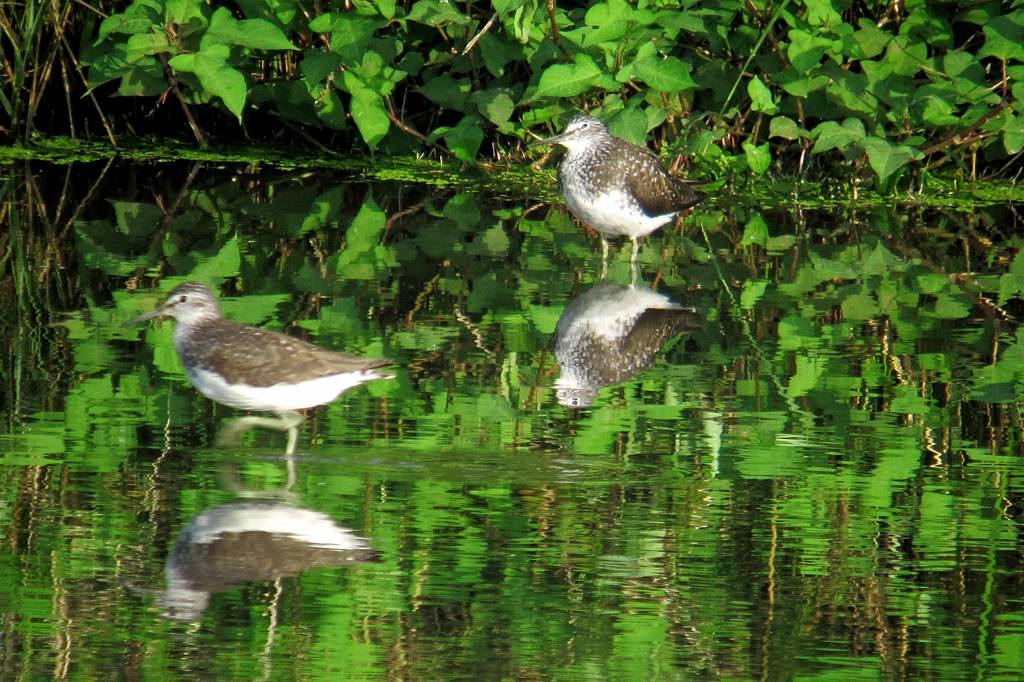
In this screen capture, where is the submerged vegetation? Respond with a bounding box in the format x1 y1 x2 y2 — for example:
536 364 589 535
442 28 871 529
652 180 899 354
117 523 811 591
2 0 1024 190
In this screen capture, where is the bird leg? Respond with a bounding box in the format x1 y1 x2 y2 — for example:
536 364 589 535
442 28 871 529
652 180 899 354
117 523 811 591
600 237 610 279
216 411 306 456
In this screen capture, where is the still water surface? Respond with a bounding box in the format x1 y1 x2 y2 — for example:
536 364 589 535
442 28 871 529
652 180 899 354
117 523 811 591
1 160 1023 679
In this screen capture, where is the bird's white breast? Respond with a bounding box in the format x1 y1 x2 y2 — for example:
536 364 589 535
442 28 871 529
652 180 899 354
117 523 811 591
184 365 385 412
560 179 675 239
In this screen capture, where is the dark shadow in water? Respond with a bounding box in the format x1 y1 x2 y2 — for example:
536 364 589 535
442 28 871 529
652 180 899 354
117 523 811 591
552 282 701 407
155 498 377 622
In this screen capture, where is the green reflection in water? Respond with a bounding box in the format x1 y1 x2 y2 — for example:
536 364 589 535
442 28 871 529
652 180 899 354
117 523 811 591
0 161 1022 680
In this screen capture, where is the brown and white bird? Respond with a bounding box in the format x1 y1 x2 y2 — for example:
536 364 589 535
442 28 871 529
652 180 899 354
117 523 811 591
532 113 705 265
127 282 392 446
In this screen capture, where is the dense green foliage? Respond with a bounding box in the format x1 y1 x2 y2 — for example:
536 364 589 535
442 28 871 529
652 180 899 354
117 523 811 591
2 0 1024 186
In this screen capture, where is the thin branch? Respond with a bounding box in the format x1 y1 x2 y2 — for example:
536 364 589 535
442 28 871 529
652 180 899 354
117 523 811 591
543 0 570 59
462 12 498 55
919 98 1011 157
158 54 207 146
385 101 454 159
56 28 117 146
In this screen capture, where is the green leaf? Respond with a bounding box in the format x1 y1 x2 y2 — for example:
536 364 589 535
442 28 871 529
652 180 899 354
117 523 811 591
862 136 921 182
300 52 343 86
769 116 802 140
87 43 165 92
314 89 346 129
372 0 397 20
914 93 958 127
747 76 778 114
95 6 161 44
418 74 471 110
164 0 206 26
880 36 928 78
118 60 168 96
900 7 953 48
979 11 1024 61
777 68 830 97
169 45 247 120
632 43 697 93
349 52 405 96
841 292 880 321
468 225 511 256
407 0 471 27
441 115 484 163
785 353 825 398
478 33 521 77
471 89 516 133
740 213 768 246
1000 113 1024 155
201 7 296 51
810 118 865 154
845 18 890 59
940 53 989 99
607 107 648 147
931 293 972 319
823 67 875 115
189 237 241 283
580 0 631 46
804 0 843 28
342 72 390 149
740 280 768 309
787 29 834 73
310 13 380 64
532 54 604 100
743 141 771 175
125 32 176 60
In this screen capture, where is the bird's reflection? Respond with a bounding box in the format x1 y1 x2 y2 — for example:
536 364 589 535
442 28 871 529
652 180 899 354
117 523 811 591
159 498 377 621
553 283 700 408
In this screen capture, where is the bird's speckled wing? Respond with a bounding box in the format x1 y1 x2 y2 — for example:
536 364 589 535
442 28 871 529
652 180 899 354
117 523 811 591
612 138 705 217
182 320 390 386
620 308 701 358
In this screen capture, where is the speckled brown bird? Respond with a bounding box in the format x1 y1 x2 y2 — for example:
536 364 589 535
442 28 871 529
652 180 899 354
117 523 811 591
127 282 392 417
532 113 705 263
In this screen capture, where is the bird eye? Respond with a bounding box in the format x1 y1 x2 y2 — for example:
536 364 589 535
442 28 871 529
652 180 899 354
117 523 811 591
178 295 187 303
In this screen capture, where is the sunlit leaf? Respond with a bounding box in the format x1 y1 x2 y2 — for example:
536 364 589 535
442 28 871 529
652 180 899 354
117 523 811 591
532 54 606 100
741 213 769 246
201 7 296 51
862 137 922 182
169 45 247 120
787 29 834 73
747 76 778 114
633 46 698 92
441 115 484 162
342 72 390 149
743 141 771 174
769 115 802 140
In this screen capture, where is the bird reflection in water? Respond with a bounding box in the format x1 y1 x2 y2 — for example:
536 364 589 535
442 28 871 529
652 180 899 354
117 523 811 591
553 283 700 408
158 499 377 622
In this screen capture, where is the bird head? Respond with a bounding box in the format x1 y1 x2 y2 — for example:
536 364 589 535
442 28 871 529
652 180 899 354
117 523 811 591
529 114 608 152
125 282 221 327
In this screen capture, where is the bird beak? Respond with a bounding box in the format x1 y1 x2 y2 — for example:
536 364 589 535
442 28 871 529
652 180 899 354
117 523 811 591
528 130 567 148
123 306 164 327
